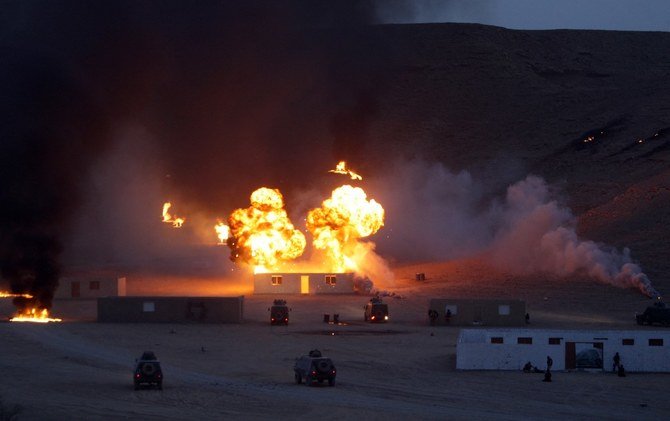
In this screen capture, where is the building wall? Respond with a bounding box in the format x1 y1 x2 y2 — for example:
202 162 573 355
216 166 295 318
253 273 355 294
97 296 244 323
457 328 670 372
55 277 126 299
429 299 526 326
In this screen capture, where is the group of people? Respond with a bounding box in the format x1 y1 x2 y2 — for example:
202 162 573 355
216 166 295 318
427 309 451 325
613 352 626 377
524 353 626 380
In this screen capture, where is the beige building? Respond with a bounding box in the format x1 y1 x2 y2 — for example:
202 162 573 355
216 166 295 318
253 272 356 294
428 298 526 326
55 276 126 299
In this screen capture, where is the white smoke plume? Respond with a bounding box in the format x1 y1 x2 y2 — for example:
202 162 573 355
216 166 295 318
370 159 658 297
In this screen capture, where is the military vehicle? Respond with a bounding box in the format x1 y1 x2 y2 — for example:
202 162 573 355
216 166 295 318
133 351 163 390
269 299 290 325
636 301 670 326
294 349 336 386
364 297 389 323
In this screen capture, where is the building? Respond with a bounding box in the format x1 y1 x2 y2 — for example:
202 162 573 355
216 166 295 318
97 296 244 323
253 272 356 294
457 328 670 372
55 276 126 299
428 299 526 326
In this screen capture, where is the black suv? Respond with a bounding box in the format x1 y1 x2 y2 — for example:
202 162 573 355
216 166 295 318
294 350 336 386
133 351 163 390
636 301 670 326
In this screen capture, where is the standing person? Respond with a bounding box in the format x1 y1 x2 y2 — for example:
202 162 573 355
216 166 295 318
546 356 553 371
613 352 621 372
445 309 452 325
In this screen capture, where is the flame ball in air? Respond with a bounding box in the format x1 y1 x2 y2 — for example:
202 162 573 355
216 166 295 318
329 161 362 180
306 185 384 272
226 188 306 272
162 202 185 228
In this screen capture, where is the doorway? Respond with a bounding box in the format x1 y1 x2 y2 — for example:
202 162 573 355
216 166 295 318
300 276 309 294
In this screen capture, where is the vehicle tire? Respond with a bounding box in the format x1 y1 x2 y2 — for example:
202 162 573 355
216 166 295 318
364 314 368 322
134 382 140 391
317 360 332 373
328 379 335 387
305 375 312 386
295 372 302 384
142 363 156 376
157 382 163 390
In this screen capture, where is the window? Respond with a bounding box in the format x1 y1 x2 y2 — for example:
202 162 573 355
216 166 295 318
517 337 532 345
143 302 155 312
89 281 100 290
649 339 664 347
445 305 458 315
622 339 634 346
271 275 283 286
498 305 510 315
491 337 503 344
325 275 337 285
548 338 561 345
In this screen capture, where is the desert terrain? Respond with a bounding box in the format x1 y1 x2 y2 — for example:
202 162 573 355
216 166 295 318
3 17 670 421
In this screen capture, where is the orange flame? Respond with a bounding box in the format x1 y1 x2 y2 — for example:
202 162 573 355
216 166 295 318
227 188 306 273
0 291 33 299
162 202 185 228
306 185 384 272
329 161 362 180
10 308 62 323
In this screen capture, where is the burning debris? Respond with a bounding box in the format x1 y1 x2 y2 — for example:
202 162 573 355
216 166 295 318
329 161 362 180
214 222 230 245
226 188 306 273
162 202 186 228
9 308 62 323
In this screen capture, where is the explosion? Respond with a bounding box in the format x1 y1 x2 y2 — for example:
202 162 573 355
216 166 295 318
215 222 230 245
162 202 185 228
306 185 384 272
226 188 306 273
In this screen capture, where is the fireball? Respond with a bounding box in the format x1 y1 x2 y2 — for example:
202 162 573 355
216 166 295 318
329 161 362 180
306 185 384 272
227 188 306 273
215 221 230 244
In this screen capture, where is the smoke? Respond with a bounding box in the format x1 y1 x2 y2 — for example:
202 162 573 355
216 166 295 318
369 159 658 297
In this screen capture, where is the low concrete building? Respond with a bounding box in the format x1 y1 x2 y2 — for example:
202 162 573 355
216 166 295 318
457 328 670 372
98 296 244 323
254 272 355 294
56 276 126 299
428 299 526 326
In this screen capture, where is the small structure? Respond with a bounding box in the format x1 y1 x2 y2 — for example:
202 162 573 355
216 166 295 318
55 276 126 299
254 272 355 294
457 328 670 372
97 296 244 323
428 299 526 326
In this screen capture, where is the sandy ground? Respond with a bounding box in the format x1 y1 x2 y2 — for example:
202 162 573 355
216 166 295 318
2 262 669 421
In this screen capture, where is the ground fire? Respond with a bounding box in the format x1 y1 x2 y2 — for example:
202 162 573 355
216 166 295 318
162 202 185 228
1 291 62 323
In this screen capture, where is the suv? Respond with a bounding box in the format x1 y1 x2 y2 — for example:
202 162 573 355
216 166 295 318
636 301 670 326
294 349 336 386
269 299 290 325
133 351 163 390
364 297 389 323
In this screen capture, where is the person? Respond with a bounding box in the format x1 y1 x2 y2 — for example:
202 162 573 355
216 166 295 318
542 369 552 382
428 309 438 325
525 312 530 324
523 362 533 373
546 356 553 371
613 352 621 372
618 364 626 377
445 309 452 325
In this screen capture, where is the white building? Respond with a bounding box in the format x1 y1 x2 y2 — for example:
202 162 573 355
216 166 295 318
253 272 356 294
457 328 670 372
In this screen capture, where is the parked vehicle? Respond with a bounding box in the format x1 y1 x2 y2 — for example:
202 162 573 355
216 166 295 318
133 351 163 390
364 297 389 323
269 299 290 325
636 301 670 326
294 349 336 386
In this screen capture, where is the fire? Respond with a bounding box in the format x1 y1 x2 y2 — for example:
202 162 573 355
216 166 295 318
226 187 306 273
329 161 362 180
215 221 230 244
306 185 384 272
162 202 185 228
0 291 33 298
10 308 62 323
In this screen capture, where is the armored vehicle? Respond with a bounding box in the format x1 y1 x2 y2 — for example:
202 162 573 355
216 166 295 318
636 301 670 326
133 351 163 390
364 297 389 322
269 299 290 325
294 349 336 386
